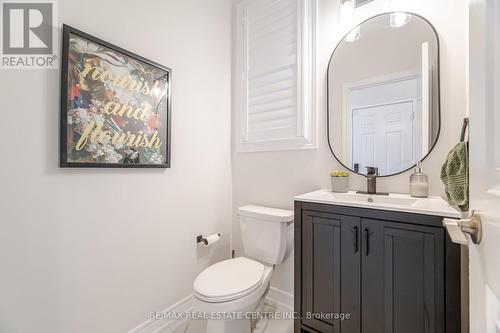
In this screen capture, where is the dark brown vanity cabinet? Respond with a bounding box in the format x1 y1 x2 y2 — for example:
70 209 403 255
295 201 461 333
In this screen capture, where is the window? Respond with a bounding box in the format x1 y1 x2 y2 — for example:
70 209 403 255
235 0 316 152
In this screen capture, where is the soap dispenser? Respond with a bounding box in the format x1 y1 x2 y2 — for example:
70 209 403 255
410 161 429 198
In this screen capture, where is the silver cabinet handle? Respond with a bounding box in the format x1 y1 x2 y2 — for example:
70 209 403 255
443 211 482 245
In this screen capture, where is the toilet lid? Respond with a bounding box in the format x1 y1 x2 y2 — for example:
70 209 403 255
193 257 265 302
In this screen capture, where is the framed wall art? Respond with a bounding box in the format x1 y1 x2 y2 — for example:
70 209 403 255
60 24 172 168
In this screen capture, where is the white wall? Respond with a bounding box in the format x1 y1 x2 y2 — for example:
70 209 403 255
0 0 232 332
232 0 468 294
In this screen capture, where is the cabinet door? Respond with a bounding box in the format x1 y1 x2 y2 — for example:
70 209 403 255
301 211 361 333
361 219 445 333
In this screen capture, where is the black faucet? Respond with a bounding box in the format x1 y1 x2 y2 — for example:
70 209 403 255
366 167 378 194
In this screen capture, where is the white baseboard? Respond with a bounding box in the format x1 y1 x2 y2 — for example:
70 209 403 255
265 287 294 312
129 287 294 333
128 295 193 333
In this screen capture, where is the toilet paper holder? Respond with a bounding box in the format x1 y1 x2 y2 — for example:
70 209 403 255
443 211 482 245
196 234 221 245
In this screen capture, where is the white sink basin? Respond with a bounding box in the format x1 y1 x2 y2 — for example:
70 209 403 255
330 192 418 207
294 190 461 218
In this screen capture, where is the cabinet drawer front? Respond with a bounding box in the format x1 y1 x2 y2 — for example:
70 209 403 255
361 219 445 333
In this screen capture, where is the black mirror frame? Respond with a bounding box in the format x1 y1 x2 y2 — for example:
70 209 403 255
326 12 441 178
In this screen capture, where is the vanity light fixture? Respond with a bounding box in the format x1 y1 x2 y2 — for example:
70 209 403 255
345 26 361 42
340 0 360 41
390 12 412 28
340 0 373 8
340 0 355 18
355 0 374 6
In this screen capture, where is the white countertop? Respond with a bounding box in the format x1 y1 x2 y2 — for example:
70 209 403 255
294 189 462 219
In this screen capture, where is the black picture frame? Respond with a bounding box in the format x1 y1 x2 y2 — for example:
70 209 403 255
60 24 172 168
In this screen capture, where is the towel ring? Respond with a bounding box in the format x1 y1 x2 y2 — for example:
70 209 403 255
460 118 469 142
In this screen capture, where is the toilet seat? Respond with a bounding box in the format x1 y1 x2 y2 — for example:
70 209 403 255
193 257 265 303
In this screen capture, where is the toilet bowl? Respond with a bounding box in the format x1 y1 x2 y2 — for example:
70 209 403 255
193 257 273 333
193 205 294 333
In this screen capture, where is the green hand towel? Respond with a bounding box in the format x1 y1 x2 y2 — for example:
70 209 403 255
440 142 469 211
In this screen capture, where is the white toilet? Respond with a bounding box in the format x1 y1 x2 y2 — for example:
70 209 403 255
193 205 294 333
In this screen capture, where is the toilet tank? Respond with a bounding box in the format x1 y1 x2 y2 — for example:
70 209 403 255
237 205 294 265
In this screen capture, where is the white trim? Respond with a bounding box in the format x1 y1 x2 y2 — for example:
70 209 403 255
235 0 317 153
297 0 317 146
265 287 294 312
236 136 316 153
128 288 294 333
341 69 420 94
421 42 430 153
128 295 193 333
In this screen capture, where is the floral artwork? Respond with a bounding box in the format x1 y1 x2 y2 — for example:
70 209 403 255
60 25 171 168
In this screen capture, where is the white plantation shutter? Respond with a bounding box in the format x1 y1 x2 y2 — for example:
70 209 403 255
236 0 316 152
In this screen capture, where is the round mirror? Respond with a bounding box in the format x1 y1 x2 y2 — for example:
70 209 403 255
327 13 440 177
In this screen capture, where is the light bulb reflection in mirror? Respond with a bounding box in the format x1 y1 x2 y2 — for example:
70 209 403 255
390 12 411 28
345 26 361 42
